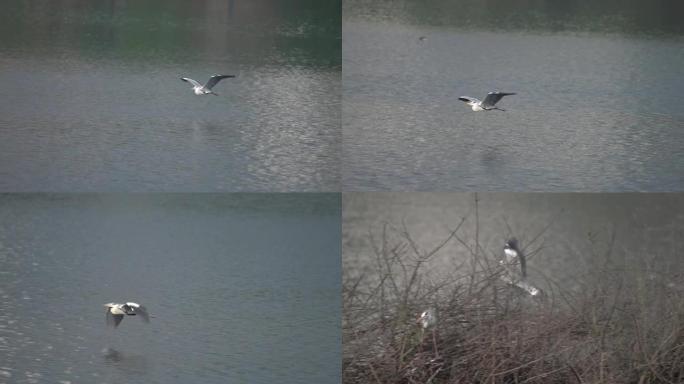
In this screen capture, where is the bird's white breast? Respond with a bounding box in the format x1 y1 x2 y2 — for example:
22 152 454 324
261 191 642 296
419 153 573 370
504 248 517 259
471 104 483 111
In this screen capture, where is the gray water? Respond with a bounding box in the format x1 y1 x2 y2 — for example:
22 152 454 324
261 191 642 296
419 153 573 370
343 193 684 291
0 0 341 191
343 0 684 191
0 194 340 384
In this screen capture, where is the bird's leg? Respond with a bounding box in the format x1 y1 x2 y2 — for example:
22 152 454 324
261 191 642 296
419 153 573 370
431 329 440 358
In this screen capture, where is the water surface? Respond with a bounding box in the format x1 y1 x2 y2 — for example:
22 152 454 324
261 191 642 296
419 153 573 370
0 0 341 191
0 194 340 383
343 193 684 291
343 0 684 191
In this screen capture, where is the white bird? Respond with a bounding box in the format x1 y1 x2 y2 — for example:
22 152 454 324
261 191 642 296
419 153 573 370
458 91 515 111
499 239 542 297
501 238 526 278
417 308 439 357
180 75 236 96
499 274 541 296
417 308 437 329
104 302 150 327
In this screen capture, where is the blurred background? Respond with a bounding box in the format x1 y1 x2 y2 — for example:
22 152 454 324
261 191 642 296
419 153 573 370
343 193 684 383
344 193 684 289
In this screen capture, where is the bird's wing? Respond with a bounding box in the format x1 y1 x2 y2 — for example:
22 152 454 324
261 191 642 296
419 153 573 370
181 77 202 88
515 280 540 296
204 75 235 90
458 96 480 104
482 92 515 107
106 309 124 327
134 305 150 323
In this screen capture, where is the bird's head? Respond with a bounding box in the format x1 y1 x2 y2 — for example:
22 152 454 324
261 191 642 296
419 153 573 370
504 238 519 250
417 308 436 329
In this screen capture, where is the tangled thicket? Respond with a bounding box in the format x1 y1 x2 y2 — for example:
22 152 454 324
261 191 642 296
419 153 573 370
343 209 684 384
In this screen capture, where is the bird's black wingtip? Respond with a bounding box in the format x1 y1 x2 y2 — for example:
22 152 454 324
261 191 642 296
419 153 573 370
457 97 469 102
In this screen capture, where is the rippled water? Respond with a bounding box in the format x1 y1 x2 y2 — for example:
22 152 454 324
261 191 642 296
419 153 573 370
0 194 340 383
343 0 684 191
0 0 341 191
343 193 684 291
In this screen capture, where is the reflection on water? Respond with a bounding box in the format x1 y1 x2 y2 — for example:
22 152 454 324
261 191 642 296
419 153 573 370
102 348 149 374
0 194 341 384
343 0 684 191
1 0 341 67
103 347 124 362
0 0 341 191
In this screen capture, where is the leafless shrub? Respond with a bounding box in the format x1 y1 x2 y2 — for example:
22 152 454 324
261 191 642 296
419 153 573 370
343 196 684 384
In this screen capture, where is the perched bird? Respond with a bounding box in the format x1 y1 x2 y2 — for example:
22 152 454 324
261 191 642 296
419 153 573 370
458 91 515 111
181 75 236 96
417 308 437 329
104 302 150 327
500 239 542 297
417 308 439 357
502 238 526 278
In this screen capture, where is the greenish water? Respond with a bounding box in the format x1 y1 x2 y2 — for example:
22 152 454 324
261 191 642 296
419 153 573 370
0 0 341 191
1 0 340 67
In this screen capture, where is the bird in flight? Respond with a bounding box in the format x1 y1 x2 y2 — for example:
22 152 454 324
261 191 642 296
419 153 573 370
104 302 150 327
458 91 515 111
181 74 236 96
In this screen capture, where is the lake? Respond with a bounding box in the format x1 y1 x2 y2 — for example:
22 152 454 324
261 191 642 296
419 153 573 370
0 193 340 383
0 0 341 191
343 192 684 292
343 0 684 191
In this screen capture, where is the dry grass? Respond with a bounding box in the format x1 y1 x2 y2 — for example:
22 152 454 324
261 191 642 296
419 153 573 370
343 198 684 384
